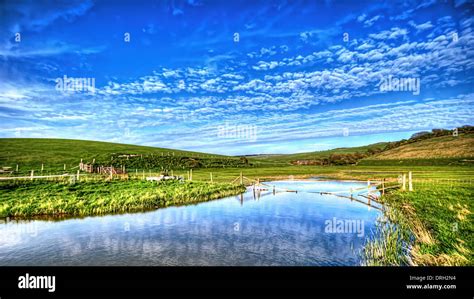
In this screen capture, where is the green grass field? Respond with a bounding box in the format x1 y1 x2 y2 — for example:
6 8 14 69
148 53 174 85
364 179 473 266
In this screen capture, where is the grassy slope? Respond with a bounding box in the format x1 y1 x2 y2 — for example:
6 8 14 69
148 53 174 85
0 138 227 166
367 133 474 160
2 133 471 169
365 180 473 266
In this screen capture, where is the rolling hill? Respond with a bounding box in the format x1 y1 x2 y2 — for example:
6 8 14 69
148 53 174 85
0 138 248 172
369 133 474 160
358 133 474 166
1 129 473 172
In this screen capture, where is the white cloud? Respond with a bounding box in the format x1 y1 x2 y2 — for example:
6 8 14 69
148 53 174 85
364 15 383 27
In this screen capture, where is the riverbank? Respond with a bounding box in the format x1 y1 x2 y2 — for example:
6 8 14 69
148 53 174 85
364 180 473 266
0 180 246 218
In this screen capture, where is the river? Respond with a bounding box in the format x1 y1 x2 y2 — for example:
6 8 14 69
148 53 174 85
0 180 383 266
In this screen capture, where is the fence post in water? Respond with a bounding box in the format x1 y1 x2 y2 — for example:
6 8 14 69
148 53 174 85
408 171 413 191
367 180 370 195
402 174 407 191
273 185 275 195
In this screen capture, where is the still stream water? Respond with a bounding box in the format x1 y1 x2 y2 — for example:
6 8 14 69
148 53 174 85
0 180 383 266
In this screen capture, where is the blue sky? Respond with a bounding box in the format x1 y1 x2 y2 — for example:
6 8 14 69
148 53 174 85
0 0 473 155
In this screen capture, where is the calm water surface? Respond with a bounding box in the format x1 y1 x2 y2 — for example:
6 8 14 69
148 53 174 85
0 180 382 266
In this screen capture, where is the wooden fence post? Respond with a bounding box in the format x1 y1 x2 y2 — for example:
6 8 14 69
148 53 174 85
16 164 18 172
190 169 193 181
382 178 385 195
402 174 407 191
64 164 66 171
77 170 80 181
41 163 44 172
240 172 243 185
367 179 370 195
142 170 145 180
210 172 213 183
408 171 413 191
30 170 34 180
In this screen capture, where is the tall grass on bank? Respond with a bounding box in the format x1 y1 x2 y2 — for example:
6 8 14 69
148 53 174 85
0 180 246 218
363 214 413 266
364 180 473 266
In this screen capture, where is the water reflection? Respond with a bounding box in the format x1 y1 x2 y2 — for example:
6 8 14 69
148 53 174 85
0 180 382 266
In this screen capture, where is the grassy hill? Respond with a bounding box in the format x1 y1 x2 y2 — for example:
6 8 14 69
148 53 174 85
1 130 473 172
360 133 474 166
0 138 249 172
370 134 474 159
